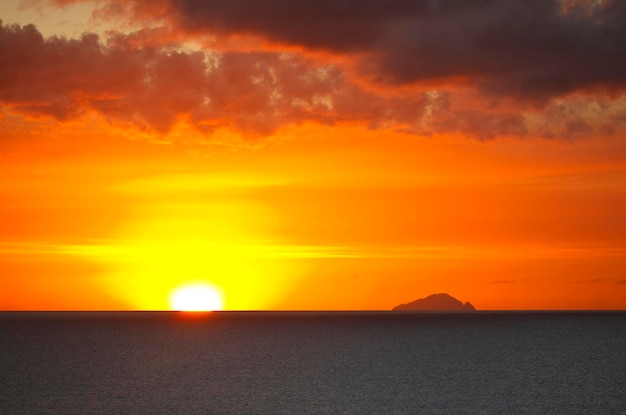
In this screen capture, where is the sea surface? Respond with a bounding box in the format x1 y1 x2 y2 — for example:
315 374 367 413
1 311 625 414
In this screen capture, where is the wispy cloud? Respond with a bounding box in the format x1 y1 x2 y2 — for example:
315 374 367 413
5 239 626 261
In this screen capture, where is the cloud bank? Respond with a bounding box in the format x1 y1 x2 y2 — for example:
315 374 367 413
152 0 626 99
1 0 625 140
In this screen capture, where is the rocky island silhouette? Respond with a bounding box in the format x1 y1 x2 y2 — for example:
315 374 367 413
393 293 476 311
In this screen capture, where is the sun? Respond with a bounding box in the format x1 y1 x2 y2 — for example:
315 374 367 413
169 282 224 311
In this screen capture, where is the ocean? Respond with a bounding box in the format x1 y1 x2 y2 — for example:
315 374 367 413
1 311 625 414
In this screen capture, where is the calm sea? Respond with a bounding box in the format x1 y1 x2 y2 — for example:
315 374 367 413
1 311 625 414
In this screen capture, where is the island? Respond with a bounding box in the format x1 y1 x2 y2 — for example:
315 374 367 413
393 293 476 311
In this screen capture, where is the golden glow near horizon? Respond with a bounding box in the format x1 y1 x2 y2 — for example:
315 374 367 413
61 173 303 311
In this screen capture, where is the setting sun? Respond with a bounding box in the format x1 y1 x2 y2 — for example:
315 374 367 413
1 0 625 312
169 283 224 312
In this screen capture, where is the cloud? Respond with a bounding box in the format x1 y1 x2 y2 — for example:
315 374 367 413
0 20 444 137
0 22 169 127
2 0 626 141
0 21 352 134
79 0 626 100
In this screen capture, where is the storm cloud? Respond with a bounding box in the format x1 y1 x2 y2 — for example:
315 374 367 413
95 0 626 100
1 0 625 140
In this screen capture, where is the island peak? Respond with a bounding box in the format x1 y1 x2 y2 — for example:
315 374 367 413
393 293 476 312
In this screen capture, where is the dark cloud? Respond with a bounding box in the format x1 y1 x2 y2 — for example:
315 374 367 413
0 21 199 131
3 0 626 141
127 0 626 102
0 20 442 137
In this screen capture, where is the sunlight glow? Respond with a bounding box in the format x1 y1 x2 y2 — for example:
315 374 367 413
64 177 304 311
169 283 224 311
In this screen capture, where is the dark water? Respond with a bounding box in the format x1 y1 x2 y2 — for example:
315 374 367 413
1 312 625 415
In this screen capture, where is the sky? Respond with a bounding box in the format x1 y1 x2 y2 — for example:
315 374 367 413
1 0 625 310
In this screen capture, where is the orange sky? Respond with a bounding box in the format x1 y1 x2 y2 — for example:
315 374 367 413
1 0 625 310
